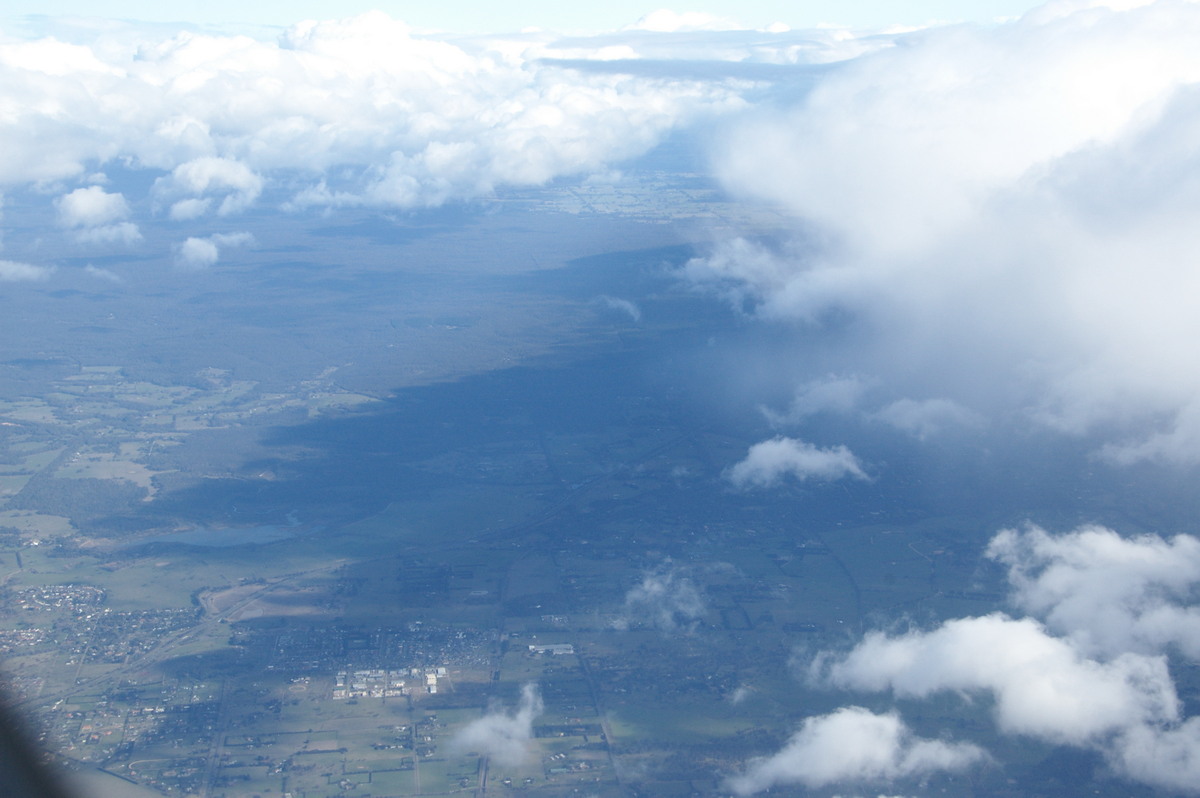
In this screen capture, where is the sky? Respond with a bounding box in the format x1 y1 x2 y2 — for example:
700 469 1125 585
6 0 1200 794
2 0 1037 34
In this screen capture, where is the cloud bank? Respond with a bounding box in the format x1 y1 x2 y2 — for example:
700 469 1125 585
0 12 760 213
693 0 1200 462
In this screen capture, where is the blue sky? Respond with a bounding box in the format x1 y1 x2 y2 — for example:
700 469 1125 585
2 0 1039 32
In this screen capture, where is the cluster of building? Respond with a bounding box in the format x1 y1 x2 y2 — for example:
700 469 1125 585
331 666 449 699
12 583 105 611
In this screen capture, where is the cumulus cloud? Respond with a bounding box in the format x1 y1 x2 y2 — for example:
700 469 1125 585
55 186 141 244
694 0 1200 462
174 231 253 268
618 562 706 633
449 683 542 767
987 524 1200 659
727 436 868 488
0 260 52 281
793 525 1200 793
727 706 986 795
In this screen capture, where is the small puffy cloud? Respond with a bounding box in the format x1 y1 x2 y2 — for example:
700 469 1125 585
727 436 867 489
618 562 705 633
174 231 253 268
57 186 129 228
177 237 218 268
449 683 542 767
987 524 1200 659
0 260 52 281
726 706 986 795
55 186 141 244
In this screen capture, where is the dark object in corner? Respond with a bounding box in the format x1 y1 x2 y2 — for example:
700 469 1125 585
0 700 73 798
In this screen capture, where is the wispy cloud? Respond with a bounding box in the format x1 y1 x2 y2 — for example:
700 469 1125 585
0 259 52 281
616 562 706 633
595 295 641 322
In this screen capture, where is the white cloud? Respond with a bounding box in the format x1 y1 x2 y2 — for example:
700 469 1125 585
727 436 867 488
1111 717 1200 793
0 13 752 210
819 613 1178 745
55 186 141 244
176 237 219 268
726 706 986 795
155 157 262 217
697 0 1200 462
57 186 130 228
449 683 542 767
794 525 1200 793
174 231 253 268
987 524 1200 659
0 259 52 281
618 562 706 633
